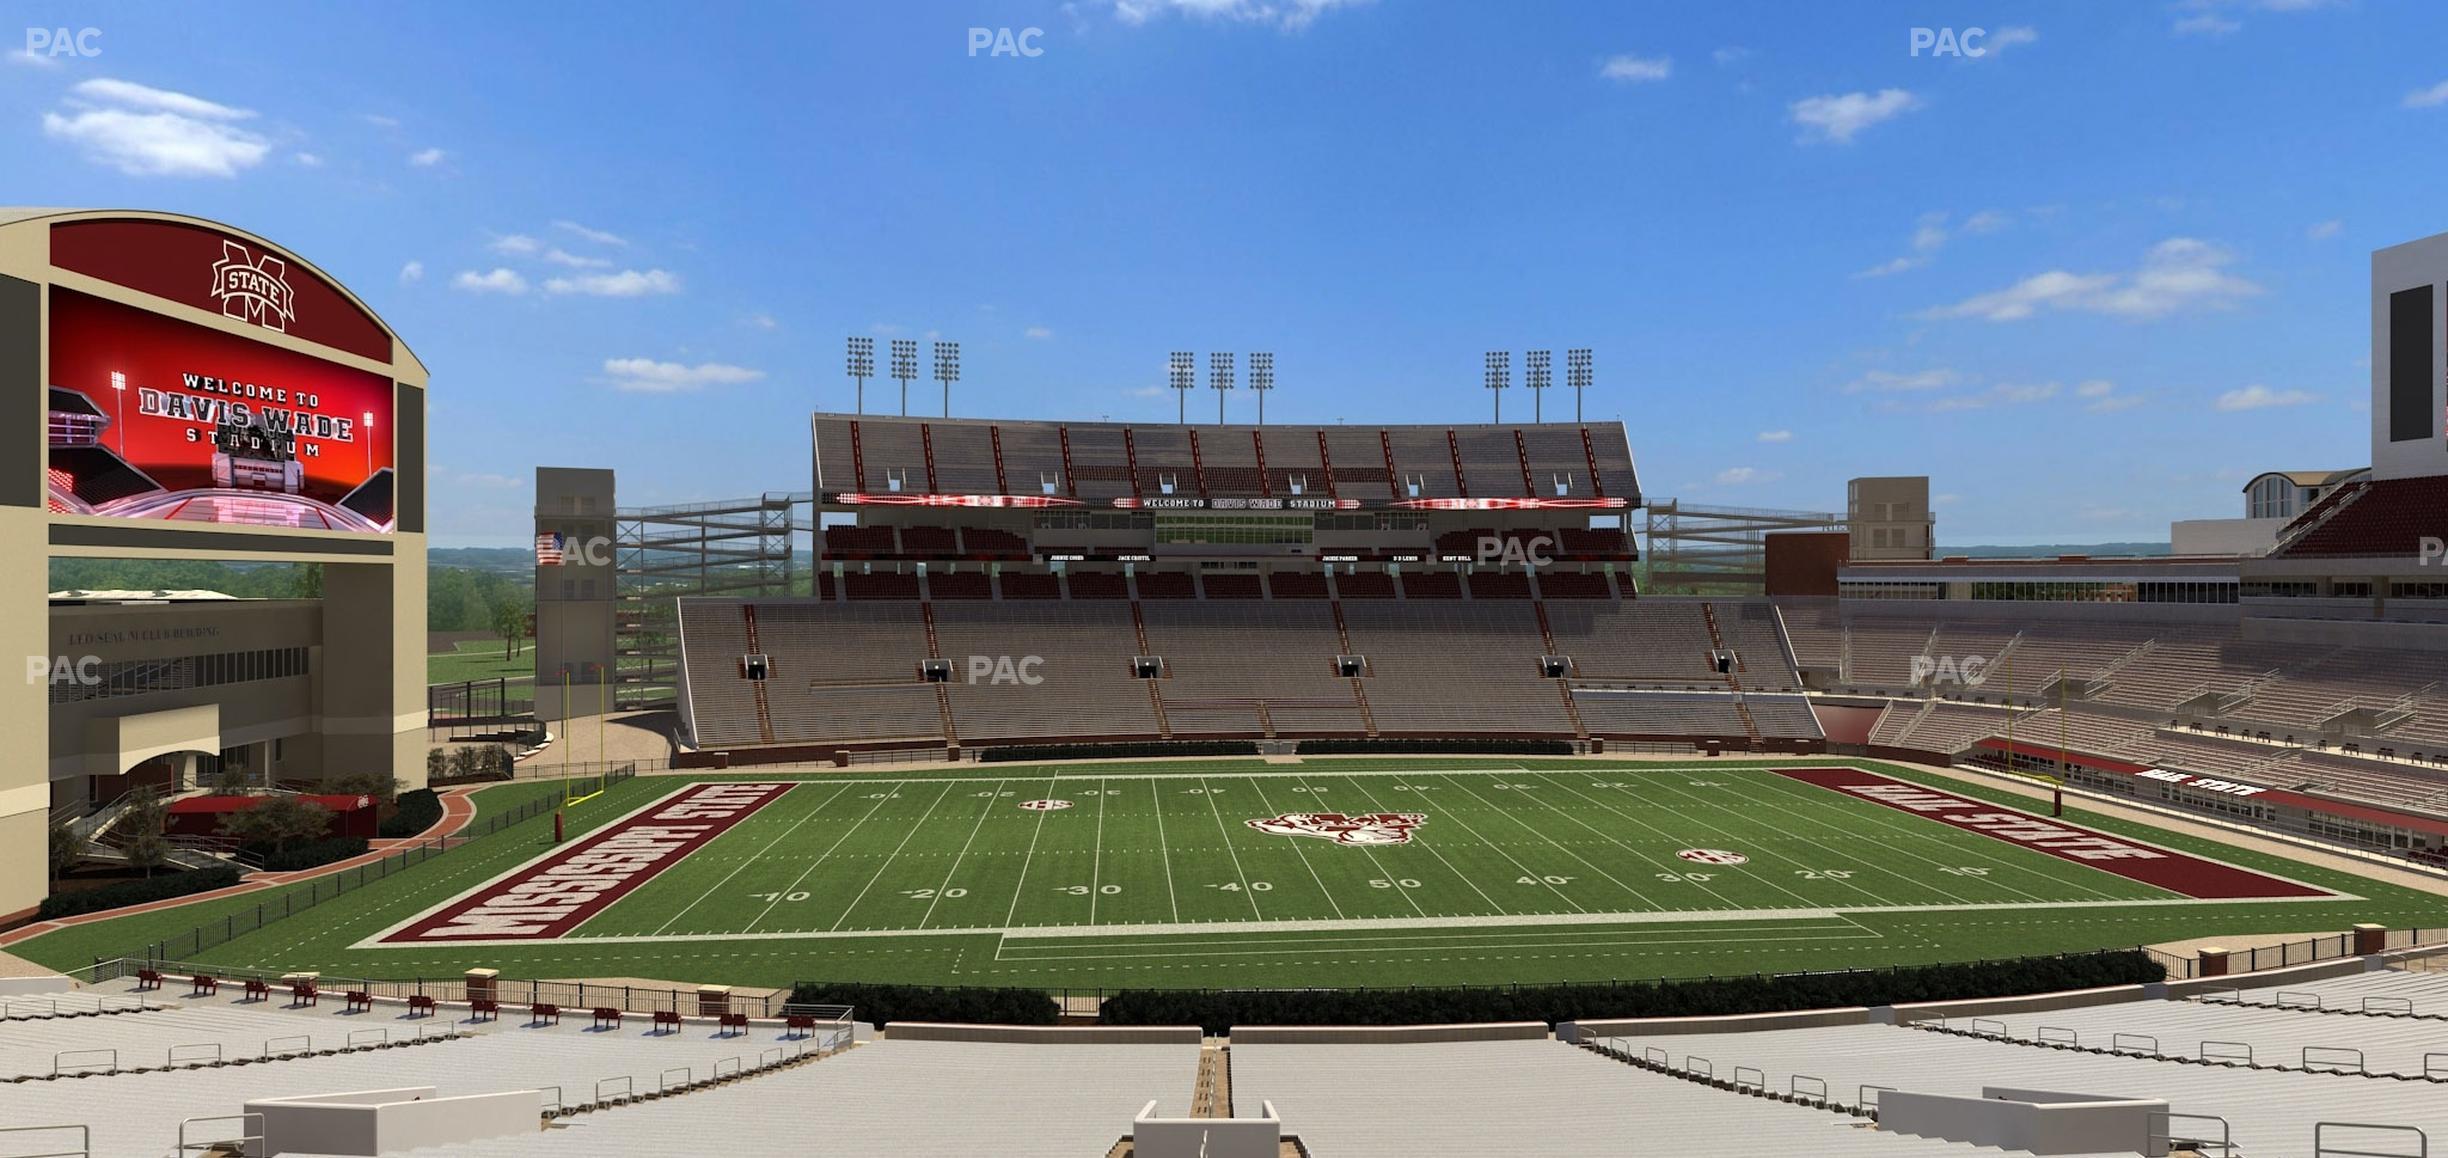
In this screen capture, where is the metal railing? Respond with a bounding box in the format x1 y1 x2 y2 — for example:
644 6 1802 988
2146 928 2444 980
2316 1122 2427 1158
2148 1111 2235 1157
0 1125 89 1158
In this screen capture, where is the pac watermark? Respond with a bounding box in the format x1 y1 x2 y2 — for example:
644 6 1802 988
968 26 1043 58
1474 534 1554 567
966 655 1044 685
26 655 102 686
1909 27 1990 58
1910 654 1991 688
2420 535 2446 566
24 26 101 59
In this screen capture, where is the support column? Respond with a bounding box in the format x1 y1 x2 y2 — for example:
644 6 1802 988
322 560 427 790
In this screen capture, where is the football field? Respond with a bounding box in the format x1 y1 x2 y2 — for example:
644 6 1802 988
348 760 2344 983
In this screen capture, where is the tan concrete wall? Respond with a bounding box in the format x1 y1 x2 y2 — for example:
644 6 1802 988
1561 1006 1874 1042
884 1022 1204 1045
1229 1022 1549 1044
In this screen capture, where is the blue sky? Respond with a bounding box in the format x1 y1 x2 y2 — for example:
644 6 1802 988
8 0 2443 547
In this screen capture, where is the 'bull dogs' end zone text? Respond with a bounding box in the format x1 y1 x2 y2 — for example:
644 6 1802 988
1774 767 2334 900
376 782 795 944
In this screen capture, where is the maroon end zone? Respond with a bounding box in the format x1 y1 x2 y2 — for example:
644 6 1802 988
377 781 795 943
1774 768 2333 900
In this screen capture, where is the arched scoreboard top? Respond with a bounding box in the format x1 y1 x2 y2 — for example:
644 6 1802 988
0 209 426 543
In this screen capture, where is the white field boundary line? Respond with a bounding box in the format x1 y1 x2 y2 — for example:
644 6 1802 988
999 930 1892 964
349 891 2348 951
998 915 1876 952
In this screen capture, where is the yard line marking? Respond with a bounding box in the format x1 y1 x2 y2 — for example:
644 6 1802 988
1641 772 1987 906
1197 776 1265 919
1742 770 2111 903
651 782 853 935
1314 774 1485 915
829 780 961 933
999 777 1063 929
1530 773 1819 910
997 930 1887 963
1149 778 1182 922
1355 774 1571 915
1089 777 1109 926
918 778 1008 928
1246 777 1346 921
1430 774 1666 911
741 786 905 934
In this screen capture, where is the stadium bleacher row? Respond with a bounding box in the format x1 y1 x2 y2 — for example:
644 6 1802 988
680 595 1821 751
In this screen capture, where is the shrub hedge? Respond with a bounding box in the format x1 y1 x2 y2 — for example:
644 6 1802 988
784 982 1060 1027
1094 950 2165 1033
378 788 444 838
37 865 244 919
252 836 369 873
1295 738 1575 757
980 741 1259 764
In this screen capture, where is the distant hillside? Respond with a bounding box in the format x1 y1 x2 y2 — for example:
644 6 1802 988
428 547 535 574
1937 542 2172 558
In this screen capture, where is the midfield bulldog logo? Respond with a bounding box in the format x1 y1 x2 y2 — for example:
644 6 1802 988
1246 811 1426 846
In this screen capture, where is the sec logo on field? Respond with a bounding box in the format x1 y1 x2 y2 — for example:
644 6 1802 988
1677 848 1748 866
1019 799 1074 811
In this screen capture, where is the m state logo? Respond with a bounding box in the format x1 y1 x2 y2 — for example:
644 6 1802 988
210 241 297 334
1246 812 1426 847
1677 848 1749 866
1019 799 1073 811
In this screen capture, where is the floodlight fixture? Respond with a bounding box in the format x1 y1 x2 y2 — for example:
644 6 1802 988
1484 350 1510 423
1249 352 1274 424
889 338 918 416
1209 351 1235 425
933 340 960 418
846 336 875 414
1169 352 1195 423
1526 349 1552 423
1566 347 1593 423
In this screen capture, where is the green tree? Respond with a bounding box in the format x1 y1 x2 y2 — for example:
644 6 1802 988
47 817 87 882
206 762 255 796
493 600 528 659
327 772 401 807
116 787 174 880
214 796 334 853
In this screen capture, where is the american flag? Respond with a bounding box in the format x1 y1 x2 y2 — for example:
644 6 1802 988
534 532 564 565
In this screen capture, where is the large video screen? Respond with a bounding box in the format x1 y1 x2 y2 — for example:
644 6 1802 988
47 287 395 533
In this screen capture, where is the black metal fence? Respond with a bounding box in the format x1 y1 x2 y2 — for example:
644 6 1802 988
121 764 635 964
2144 927 2441 979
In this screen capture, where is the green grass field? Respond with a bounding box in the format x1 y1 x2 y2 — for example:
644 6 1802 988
426 639 531 686
14 758 2436 991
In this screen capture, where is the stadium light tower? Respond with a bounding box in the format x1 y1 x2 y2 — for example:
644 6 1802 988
1525 350 1552 423
846 336 874 414
1566 347 1593 423
1484 350 1510 423
933 340 960 418
889 338 918 417
1209 352 1235 424
1249 352 1274 424
1169 352 1195 423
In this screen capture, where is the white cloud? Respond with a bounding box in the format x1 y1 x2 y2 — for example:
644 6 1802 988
542 247 611 268
1981 26 2039 55
1711 46 1751 65
1756 429 1794 443
451 268 528 294
408 146 446 167
742 312 780 331
601 358 765 393
1918 238 2259 322
545 268 680 297
362 113 401 128
42 77 269 177
1789 89 1920 144
1856 210 1968 278
1855 256 1924 279
2174 13 2242 35
1130 385 1169 398
2307 219 2343 240
1024 325 1054 340
2072 378 2146 413
1600 54 1672 83
554 220 629 247
2406 80 2448 109
489 233 541 256
431 464 523 488
1844 368 1963 393
293 151 323 167
2215 383 2319 411
1714 466 1781 486
8 46 63 69
1961 209 2011 234
399 260 424 284
1911 381 2062 413
1107 0 1369 32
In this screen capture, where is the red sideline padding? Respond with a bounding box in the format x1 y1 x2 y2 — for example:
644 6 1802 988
377 781 794 943
1774 767 2332 900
